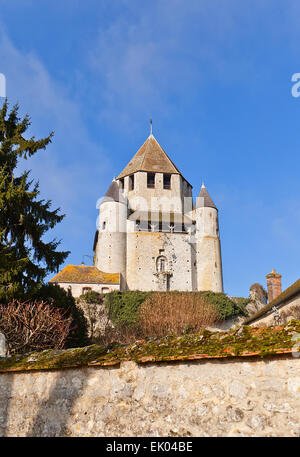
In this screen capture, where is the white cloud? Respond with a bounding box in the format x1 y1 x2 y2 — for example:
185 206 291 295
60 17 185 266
88 0 274 129
0 28 112 210
0 27 114 266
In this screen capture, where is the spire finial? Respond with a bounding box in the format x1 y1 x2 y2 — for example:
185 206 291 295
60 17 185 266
201 181 205 188
149 118 153 137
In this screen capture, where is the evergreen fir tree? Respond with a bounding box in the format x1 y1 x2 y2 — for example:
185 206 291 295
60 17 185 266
0 100 69 300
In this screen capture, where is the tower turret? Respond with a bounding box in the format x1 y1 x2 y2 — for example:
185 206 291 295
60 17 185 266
194 183 223 292
94 179 127 289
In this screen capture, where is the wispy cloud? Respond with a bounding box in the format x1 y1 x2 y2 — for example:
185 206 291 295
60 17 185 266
88 0 275 129
0 27 113 264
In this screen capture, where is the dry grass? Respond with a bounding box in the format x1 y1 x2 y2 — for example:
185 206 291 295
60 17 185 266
138 292 218 338
96 292 218 345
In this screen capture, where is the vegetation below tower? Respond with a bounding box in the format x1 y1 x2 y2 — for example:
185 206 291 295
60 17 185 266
77 290 250 346
0 320 299 373
104 290 249 326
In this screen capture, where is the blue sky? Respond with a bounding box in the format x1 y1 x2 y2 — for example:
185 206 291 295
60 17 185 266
0 0 299 297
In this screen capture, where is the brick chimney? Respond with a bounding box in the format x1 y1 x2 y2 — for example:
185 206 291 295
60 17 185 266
266 269 282 303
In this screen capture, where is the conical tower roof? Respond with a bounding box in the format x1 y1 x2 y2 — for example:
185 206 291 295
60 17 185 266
195 183 217 210
102 179 125 204
117 134 183 179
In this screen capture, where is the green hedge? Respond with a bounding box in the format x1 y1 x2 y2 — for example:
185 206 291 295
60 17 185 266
104 291 150 328
77 290 103 304
104 290 248 328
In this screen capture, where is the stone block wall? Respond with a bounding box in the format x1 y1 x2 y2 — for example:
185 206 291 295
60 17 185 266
1 356 300 437
249 295 300 327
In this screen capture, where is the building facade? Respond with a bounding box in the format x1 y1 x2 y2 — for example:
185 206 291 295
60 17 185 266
94 132 223 293
51 132 224 296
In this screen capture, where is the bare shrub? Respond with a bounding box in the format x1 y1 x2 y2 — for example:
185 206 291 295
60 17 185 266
97 323 139 346
0 300 73 355
138 292 218 338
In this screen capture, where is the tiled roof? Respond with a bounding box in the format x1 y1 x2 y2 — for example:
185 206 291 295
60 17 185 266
195 183 217 210
49 265 120 285
244 278 300 324
117 134 185 180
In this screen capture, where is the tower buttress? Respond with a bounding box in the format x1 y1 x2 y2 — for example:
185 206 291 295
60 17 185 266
194 183 223 292
94 179 127 289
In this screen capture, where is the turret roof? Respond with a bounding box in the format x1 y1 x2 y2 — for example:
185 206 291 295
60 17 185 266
102 179 125 204
117 134 184 179
195 183 217 210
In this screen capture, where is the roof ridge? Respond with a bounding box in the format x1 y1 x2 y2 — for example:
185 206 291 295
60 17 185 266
117 135 185 180
150 135 182 175
139 135 152 171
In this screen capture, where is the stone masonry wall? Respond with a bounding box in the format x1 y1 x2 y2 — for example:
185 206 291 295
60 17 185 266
1 356 300 437
249 295 300 327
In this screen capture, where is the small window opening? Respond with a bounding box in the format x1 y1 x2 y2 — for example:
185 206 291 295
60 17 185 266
82 287 92 295
156 256 167 272
163 174 171 190
102 221 106 230
147 172 155 188
119 178 124 190
129 174 134 191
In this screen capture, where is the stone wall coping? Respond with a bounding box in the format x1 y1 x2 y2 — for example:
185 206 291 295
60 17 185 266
0 320 299 374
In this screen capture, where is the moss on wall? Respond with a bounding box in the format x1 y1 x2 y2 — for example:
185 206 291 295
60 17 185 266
0 320 299 373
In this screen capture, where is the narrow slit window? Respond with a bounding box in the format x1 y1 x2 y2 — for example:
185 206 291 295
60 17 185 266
147 172 155 188
163 174 171 189
119 178 124 190
129 174 134 190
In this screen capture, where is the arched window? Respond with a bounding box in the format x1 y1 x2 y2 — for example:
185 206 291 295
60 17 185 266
156 255 167 273
82 287 92 295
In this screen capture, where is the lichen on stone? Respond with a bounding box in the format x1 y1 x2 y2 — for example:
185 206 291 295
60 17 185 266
0 320 300 373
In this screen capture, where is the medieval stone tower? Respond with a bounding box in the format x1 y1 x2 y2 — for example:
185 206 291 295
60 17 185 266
93 130 224 293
